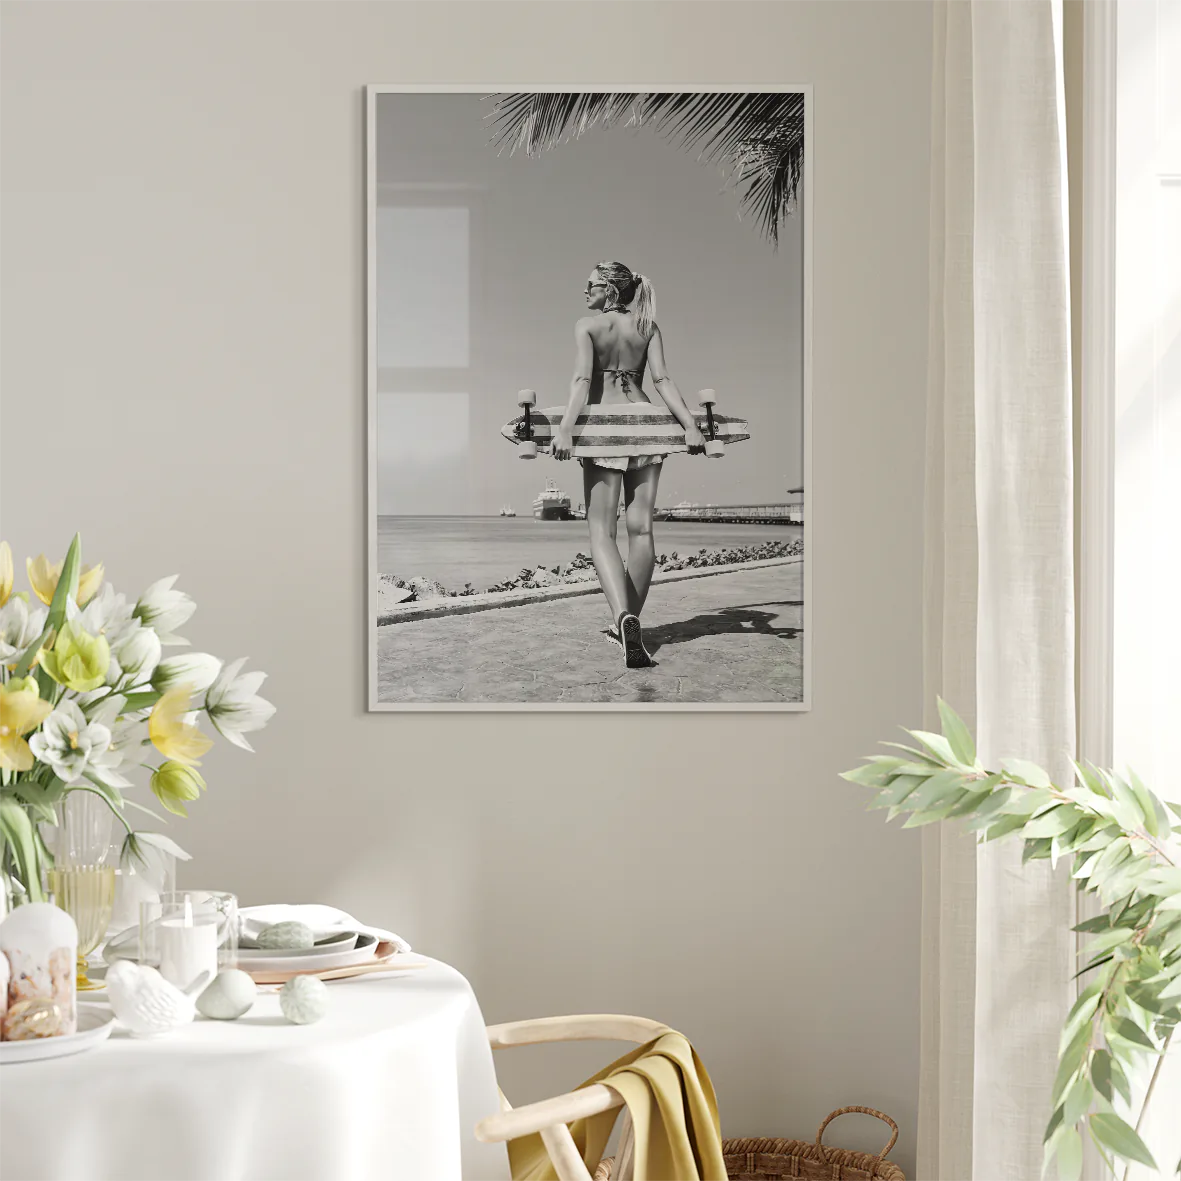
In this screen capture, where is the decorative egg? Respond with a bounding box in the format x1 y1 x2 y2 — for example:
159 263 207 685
4 997 66 1040
196 969 257 1020
256 921 315 951
279 975 329 1025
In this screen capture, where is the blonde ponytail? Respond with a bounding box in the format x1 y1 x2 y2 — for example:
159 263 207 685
630 272 655 338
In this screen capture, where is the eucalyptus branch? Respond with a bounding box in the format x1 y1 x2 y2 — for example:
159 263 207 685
843 699 1181 1181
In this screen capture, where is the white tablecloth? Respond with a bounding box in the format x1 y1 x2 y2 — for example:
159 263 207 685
0 956 511 1181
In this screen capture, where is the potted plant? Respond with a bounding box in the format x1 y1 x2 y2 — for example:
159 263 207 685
0 534 274 907
843 702 1181 1180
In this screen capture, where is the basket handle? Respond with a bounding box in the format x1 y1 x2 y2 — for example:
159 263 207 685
815 1107 899 1169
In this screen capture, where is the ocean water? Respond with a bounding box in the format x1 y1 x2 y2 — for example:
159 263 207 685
377 516 803 591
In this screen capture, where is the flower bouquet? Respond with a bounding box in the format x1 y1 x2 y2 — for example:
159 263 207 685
0 534 274 906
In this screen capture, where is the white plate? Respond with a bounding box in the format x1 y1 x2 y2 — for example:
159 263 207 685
237 931 360 958
236 932 378 975
0 1003 115 1065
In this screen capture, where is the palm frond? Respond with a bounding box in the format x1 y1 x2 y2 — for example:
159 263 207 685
484 91 805 247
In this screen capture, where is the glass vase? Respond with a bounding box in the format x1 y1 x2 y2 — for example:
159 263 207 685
46 794 116 991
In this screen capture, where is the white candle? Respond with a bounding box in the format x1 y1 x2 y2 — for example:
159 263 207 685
156 902 219 993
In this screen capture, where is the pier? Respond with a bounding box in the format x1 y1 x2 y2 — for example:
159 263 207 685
654 502 804 525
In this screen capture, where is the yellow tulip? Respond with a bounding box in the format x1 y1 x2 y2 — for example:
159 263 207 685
0 679 53 773
149 683 213 766
26 553 105 607
0 542 12 606
150 761 207 817
39 621 111 692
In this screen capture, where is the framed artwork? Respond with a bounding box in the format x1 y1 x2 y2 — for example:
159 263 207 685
367 85 811 710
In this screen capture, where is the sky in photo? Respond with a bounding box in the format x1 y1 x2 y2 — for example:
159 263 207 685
374 92 805 515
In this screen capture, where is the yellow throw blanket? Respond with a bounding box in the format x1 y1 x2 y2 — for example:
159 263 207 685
506 1031 727 1181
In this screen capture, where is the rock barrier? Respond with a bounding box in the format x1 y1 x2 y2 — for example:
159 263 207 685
379 538 804 604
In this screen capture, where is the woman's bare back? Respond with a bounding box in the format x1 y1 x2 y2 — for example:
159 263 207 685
582 311 654 405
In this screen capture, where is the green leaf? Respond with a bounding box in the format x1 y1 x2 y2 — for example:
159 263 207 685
1002 758 1053 789
7 780 59 826
1081 928 1135 959
944 787 996 819
1109 1016 1156 1050
962 786 1016 830
937 697 976 765
1023 837 1054 865
1107 1054 1132 1106
0 799 46 902
1126 982 1173 1016
1062 1076 1093 1128
1126 770 1162 837
1073 953 1115 980
1056 1128 1083 1181
120 797 169 825
1089 1113 1158 1169
1073 760 1111 797
120 689 162 712
907 729 958 765
983 812 1031 843
901 798 967 828
1001 787 1056 816
1072 914 1112 935
1052 1021 1092 1105
1043 1103 1066 1144
1167 801 1181 822
1091 1049 1114 1102
841 763 891 788
1024 806 1084 839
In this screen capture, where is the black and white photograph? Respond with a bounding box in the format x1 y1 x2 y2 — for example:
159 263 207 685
367 86 811 709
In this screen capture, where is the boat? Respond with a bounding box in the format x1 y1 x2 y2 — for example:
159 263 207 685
533 479 573 520
498 505 517 517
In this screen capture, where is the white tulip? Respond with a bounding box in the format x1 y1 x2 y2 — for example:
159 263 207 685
111 622 162 685
133 576 195 647
205 658 276 752
0 598 46 663
27 701 112 785
151 653 222 696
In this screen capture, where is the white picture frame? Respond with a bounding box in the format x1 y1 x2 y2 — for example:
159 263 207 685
366 83 813 711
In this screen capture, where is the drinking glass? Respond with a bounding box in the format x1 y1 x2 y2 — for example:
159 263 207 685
47 794 116 990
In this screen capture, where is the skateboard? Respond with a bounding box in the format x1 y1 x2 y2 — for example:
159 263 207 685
500 389 751 460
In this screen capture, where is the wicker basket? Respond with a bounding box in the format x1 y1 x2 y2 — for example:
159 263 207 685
721 1107 905 1180
594 1106 905 1181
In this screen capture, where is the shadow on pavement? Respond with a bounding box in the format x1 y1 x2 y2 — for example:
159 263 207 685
642 601 803 655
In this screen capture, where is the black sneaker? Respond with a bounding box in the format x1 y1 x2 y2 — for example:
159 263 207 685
602 626 623 651
617 613 652 669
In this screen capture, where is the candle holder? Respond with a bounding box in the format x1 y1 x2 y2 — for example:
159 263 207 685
139 892 238 992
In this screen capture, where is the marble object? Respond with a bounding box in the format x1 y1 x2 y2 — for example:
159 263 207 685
0 902 78 1039
256 921 315 951
105 960 210 1037
279 975 329 1025
196 969 256 1020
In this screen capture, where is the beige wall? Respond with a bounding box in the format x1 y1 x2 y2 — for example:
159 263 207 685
0 2 932 1173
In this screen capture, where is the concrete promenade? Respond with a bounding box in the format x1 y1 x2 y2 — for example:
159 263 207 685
375 562 803 705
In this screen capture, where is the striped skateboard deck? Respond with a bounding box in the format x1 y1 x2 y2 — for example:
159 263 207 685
501 399 751 459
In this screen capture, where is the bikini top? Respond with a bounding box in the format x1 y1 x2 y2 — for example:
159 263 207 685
601 367 643 393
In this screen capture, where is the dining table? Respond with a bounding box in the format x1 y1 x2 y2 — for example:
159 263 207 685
0 954 512 1181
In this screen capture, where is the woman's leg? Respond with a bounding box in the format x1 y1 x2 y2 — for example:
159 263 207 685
623 461 662 615
582 462 629 621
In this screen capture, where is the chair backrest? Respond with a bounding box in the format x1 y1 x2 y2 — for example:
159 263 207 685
478 1014 668 1181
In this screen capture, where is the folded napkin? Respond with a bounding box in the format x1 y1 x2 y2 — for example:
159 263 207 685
238 904 411 956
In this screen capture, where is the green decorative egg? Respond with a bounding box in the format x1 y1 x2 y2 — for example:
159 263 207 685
256 921 315 950
197 969 257 1020
279 975 329 1025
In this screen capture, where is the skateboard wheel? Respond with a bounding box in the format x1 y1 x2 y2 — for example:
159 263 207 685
518 440 538 459
705 439 725 458
698 388 717 406
517 389 537 407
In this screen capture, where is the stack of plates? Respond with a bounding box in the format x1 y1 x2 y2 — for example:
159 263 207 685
237 931 382 981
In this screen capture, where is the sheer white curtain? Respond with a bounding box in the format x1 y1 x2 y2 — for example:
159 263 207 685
922 2 1077 1178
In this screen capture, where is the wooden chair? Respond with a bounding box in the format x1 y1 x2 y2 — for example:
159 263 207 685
475 1014 670 1181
